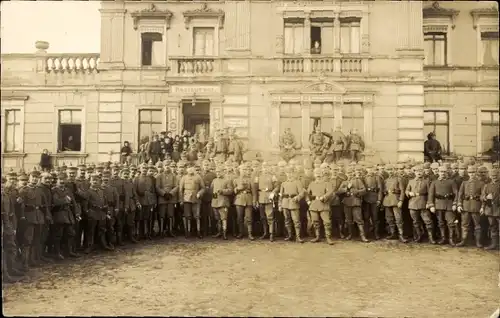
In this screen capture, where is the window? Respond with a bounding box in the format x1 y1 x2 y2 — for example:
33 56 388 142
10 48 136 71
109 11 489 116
424 110 450 155
481 32 499 66
311 26 322 54
340 20 360 54
193 27 215 56
280 103 302 147
310 19 334 54
481 110 500 153
138 109 163 146
342 103 363 135
310 103 334 133
141 32 163 66
284 20 304 54
3 109 22 153
58 110 82 152
424 32 447 66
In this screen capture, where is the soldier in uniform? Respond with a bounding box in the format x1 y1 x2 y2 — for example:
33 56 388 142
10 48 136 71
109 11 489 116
213 130 228 162
38 172 54 263
75 164 89 250
133 164 156 240
309 125 326 162
429 162 439 181
405 165 432 243
201 160 217 236
363 164 383 240
233 164 255 240
323 126 347 163
337 167 368 242
329 164 345 238
121 168 139 243
480 168 500 250
101 173 119 247
253 162 277 241
84 174 113 253
457 166 485 247
155 164 178 237
382 164 407 243
109 164 125 245
307 168 334 245
179 167 205 238
279 128 298 162
227 132 243 164
346 128 365 163
211 166 233 240
279 166 305 243
51 172 81 259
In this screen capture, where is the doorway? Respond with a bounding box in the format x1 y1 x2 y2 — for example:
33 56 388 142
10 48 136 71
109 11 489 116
182 100 210 141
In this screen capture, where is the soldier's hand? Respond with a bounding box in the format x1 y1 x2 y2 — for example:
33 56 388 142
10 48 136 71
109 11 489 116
409 192 415 197
480 207 485 215
430 207 436 213
269 193 275 200
486 193 493 200
397 201 403 208
306 200 311 206
196 194 201 199
114 208 119 213
16 197 23 204
20 216 26 221
452 205 457 212
376 200 381 206
457 206 463 213
76 216 82 222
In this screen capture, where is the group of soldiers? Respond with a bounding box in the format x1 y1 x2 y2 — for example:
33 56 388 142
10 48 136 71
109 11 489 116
2 149 499 284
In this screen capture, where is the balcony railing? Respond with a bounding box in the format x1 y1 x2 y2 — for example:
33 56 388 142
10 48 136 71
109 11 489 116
45 54 100 74
282 55 367 74
169 56 220 75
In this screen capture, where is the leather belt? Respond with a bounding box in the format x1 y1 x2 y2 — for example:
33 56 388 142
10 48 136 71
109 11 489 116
465 196 480 201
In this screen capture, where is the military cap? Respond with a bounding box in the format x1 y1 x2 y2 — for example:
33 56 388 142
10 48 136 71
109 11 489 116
30 168 41 178
77 163 86 170
423 162 431 169
450 163 459 169
169 161 177 167
121 168 130 174
215 166 224 172
278 161 287 167
430 162 439 169
404 163 413 169
130 164 137 170
1 176 6 184
442 163 450 169
396 163 404 169
413 165 423 171
285 166 295 174
355 166 364 172
68 163 78 172
320 162 329 169
112 162 120 169
313 168 322 175
438 166 447 172
18 173 29 181
478 166 488 173
57 172 67 180
102 174 110 181
41 171 52 178
96 163 105 171
7 169 17 178
467 166 477 173
90 173 101 179
458 162 467 169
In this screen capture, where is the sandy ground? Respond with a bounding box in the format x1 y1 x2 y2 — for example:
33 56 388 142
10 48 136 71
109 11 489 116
2 238 499 317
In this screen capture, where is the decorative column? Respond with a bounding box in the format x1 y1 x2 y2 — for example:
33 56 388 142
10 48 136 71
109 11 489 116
276 12 284 54
301 98 311 151
333 101 343 129
167 100 180 136
304 12 311 54
361 10 370 54
271 100 281 149
397 1 410 50
333 12 340 53
99 5 126 69
363 99 374 147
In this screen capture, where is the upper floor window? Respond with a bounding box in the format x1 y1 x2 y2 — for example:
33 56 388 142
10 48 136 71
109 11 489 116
193 27 215 56
481 31 499 66
340 20 360 54
3 109 22 153
280 103 302 147
310 103 335 133
284 19 304 55
480 110 499 153
310 19 334 55
424 110 449 155
141 32 163 66
424 32 447 66
58 110 82 152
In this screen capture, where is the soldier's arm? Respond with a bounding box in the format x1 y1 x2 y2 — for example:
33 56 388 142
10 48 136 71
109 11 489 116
171 176 179 195
427 181 435 207
222 179 234 196
155 175 166 196
51 188 66 206
457 182 465 207
405 180 413 197
113 188 120 208
295 181 305 200
376 177 384 202
251 177 259 203
337 181 347 194
41 191 53 220
197 176 206 197
272 176 280 195
480 184 488 209
179 177 185 200
354 180 366 196
397 179 405 202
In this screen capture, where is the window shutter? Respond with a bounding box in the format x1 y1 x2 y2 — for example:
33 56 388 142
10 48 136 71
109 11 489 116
152 39 164 66
284 25 295 54
321 25 334 54
340 25 350 54
193 29 205 56
205 29 215 56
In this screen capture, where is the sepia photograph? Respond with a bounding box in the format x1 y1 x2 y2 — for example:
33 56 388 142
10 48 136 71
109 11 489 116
0 0 499 316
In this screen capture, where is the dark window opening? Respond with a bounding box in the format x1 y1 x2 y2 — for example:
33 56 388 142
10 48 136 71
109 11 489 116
141 32 162 66
59 124 81 152
311 26 322 54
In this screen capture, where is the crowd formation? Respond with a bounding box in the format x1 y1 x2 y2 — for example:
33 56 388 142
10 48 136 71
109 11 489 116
2 135 500 284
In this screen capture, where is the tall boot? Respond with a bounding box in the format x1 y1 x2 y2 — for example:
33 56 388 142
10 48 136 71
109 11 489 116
373 221 380 240
128 226 138 243
168 218 176 237
2 269 23 284
345 224 353 240
448 226 457 246
196 219 203 239
413 226 422 243
284 225 293 241
358 224 369 242
387 226 398 240
29 246 41 267
310 227 320 243
338 224 345 239
212 221 222 238
474 230 483 248
116 229 125 246
260 221 268 240
7 256 25 277
53 240 65 261
398 226 408 243
236 222 244 239
135 222 141 240
269 221 274 242
247 225 255 241
145 220 152 240
437 227 447 245
427 228 436 244
295 226 304 243
67 238 81 258
456 228 468 247
485 233 498 250
100 234 114 251
222 220 228 240
183 218 189 238
159 218 166 237
21 247 31 270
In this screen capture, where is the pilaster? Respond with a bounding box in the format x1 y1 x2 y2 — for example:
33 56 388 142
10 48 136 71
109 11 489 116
271 100 280 149
333 13 340 53
361 10 370 54
304 12 311 54
408 1 423 50
226 1 251 52
210 98 223 135
167 99 181 136
99 5 126 70
301 98 311 151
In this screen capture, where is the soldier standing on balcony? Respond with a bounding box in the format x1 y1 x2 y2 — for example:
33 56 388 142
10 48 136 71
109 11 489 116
309 124 326 162
346 128 365 163
323 126 347 163
279 128 298 162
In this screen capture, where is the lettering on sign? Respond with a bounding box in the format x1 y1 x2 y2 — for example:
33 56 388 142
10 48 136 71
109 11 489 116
171 86 220 95
224 117 248 128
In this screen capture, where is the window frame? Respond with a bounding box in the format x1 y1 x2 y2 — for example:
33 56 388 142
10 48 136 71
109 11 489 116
423 109 451 155
339 19 361 55
134 105 167 150
479 31 499 66
1 98 26 154
137 23 167 68
471 9 499 67
283 19 305 55
140 32 164 67
2 108 24 154
192 26 216 56
477 106 500 154
53 106 85 154
423 32 447 66
279 102 303 148
188 19 220 57
422 22 452 68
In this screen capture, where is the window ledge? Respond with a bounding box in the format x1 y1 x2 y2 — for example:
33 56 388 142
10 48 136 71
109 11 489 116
424 65 500 71
1 152 27 158
53 152 88 158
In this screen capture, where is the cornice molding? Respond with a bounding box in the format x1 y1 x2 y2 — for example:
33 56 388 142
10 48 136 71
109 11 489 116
183 3 225 29
1 93 29 101
130 4 173 30
470 7 499 30
423 2 459 29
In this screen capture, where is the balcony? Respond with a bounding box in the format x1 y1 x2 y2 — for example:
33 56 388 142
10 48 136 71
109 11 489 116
169 56 222 76
45 54 100 74
282 55 368 75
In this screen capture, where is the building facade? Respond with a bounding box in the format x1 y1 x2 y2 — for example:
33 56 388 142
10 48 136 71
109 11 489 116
1 0 498 169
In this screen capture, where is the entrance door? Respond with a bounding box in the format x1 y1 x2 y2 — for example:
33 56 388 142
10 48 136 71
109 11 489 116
182 101 210 142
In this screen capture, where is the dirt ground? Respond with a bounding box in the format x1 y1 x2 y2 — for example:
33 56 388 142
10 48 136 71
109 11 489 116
2 238 499 317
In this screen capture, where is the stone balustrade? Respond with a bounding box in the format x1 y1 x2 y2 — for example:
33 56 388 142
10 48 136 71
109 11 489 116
45 54 100 74
282 56 367 75
170 57 219 75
